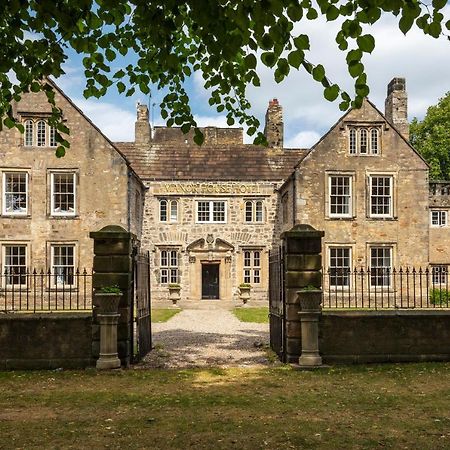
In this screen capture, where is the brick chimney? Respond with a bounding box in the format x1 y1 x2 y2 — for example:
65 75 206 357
135 102 151 146
385 77 409 140
264 98 283 148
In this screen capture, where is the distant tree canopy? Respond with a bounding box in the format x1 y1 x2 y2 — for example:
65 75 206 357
0 0 449 155
410 92 450 180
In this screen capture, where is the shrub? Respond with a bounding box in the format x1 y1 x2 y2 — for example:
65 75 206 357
429 288 450 305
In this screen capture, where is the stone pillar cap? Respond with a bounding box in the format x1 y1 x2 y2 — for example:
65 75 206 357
281 224 325 239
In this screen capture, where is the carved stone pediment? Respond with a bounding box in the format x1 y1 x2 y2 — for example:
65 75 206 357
186 236 234 253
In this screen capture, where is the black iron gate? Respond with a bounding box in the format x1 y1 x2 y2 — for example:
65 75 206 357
131 250 152 363
269 245 286 362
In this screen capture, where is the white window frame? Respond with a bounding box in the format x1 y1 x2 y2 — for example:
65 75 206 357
370 246 392 287
36 120 47 147
2 171 28 216
159 199 178 223
195 199 227 223
348 127 381 155
1 244 28 287
431 265 448 285
329 175 352 218
159 249 179 284
24 120 34 147
243 249 261 284
430 210 447 227
50 244 76 286
369 175 393 218
328 247 352 288
50 172 77 217
244 199 264 223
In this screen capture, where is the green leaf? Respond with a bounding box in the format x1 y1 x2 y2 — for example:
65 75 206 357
306 8 318 20
105 49 116 62
324 84 340 101
261 52 276 67
117 81 126 93
348 62 364 78
245 54 257 70
55 146 66 158
432 0 447 9
312 64 325 82
287 4 303 21
3 117 15 128
399 15 414 34
357 34 375 53
326 5 340 21
294 34 310 50
193 128 204 146
287 50 304 69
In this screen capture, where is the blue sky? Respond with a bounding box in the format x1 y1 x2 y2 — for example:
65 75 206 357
55 7 450 147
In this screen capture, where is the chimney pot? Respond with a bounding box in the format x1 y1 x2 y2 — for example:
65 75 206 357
385 77 409 140
264 99 284 148
135 103 151 145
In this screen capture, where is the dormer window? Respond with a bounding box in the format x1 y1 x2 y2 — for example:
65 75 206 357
23 119 57 147
348 127 380 155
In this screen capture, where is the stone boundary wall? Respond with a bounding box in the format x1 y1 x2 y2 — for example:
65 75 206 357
319 310 450 364
0 313 93 370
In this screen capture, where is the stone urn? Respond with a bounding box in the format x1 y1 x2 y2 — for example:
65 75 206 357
168 284 181 306
239 284 251 305
297 288 322 311
96 291 122 314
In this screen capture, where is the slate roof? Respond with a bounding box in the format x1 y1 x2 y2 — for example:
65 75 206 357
115 142 308 182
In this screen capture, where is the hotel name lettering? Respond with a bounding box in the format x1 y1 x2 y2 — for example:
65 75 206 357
157 182 265 195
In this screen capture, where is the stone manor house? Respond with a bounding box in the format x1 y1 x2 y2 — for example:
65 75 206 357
1 77 449 304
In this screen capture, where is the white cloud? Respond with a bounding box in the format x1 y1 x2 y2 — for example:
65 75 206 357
71 98 136 141
285 131 321 148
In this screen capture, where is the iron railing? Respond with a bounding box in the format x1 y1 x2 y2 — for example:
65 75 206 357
0 268 93 312
323 267 450 309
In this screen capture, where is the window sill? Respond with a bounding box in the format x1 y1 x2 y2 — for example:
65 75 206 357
367 217 397 221
1 214 31 219
48 215 79 220
326 216 355 221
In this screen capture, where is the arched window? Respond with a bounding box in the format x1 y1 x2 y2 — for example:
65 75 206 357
170 200 178 222
159 199 167 222
245 201 253 222
359 129 368 154
255 201 263 222
371 128 379 154
349 128 357 154
160 199 178 222
24 120 34 146
49 126 57 147
36 120 46 146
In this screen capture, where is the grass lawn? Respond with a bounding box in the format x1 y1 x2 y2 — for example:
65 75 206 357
0 363 449 449
152 308 181 323
233 306 269 323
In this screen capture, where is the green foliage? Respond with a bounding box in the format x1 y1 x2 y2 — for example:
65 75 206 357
429 288 450 305
0 0 448 153
152 308 181 322
98 285 122 294
410 92 450 180
233 307 269 323
168 283 181 289
239 283 252 289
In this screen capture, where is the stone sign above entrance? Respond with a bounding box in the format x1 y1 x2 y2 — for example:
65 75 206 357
153 181 274 196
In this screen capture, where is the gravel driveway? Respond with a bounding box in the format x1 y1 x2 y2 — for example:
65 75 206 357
139 308 270 369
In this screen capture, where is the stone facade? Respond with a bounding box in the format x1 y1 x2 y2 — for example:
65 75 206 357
280 96 430 273
0 80 144 273
2 77 449 306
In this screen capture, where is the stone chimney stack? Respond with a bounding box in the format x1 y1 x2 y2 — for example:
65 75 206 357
264 98 284 148
385 77 409 140
135 102 151 146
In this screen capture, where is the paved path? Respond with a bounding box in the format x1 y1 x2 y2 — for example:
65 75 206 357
139 308 270 369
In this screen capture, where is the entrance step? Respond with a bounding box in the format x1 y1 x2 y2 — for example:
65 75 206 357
152 300 268 310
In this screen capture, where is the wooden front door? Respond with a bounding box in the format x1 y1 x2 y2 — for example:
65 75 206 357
202 263 220 299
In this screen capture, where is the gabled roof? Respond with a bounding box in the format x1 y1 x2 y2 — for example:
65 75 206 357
39 78 146 188
296 97 429 169
115 141 309 181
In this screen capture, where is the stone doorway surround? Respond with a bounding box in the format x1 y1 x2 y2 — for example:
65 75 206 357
187 235 234 301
